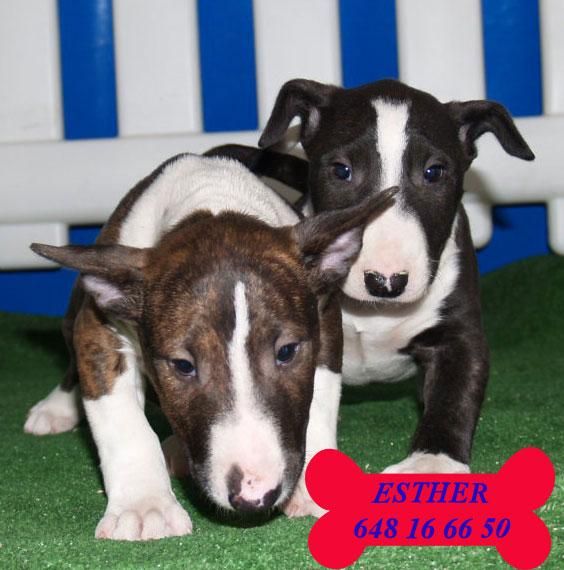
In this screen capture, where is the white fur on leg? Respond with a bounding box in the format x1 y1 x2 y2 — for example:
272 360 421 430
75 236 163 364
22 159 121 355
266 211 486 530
85 350 192 540
284 366 341 518
24 385 82 435
382 452 470 474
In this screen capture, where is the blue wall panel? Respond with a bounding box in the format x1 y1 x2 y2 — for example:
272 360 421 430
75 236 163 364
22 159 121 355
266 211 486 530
0 227 101 316
339 0 398 88
478 0 548 271
58 0 118 139
0 269 75 317
197 0 258 131
477 205 549 273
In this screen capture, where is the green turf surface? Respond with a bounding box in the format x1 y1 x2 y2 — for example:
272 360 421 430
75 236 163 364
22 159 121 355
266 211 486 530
1 255 563 569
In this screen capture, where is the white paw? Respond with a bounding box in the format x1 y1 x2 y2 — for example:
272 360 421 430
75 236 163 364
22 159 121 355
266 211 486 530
283 478 326 518
383 452 470 474
95 495 192 541
24 386 81 435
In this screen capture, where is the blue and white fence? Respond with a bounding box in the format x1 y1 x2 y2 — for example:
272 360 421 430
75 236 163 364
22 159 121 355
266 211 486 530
0 0 561 314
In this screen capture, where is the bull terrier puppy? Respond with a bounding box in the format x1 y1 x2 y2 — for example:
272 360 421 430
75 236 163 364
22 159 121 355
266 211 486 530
25 154 395 539
213 78 535 474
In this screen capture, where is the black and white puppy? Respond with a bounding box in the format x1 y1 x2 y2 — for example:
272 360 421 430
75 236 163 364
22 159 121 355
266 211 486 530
215 79 535 473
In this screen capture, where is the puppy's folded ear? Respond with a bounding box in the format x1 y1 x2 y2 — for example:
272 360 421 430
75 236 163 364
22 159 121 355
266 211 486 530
446 100 535 164
259 79 337 149
30 243 149 321
292 187 398 292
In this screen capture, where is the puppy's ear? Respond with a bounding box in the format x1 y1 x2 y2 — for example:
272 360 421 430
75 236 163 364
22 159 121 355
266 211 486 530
30 243 149 321
259 79 337 149
446 100 535 164
292 187 398 292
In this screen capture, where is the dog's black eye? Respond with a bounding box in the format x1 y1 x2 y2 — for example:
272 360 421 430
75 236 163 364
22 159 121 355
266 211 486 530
424 164 445 183
172 359 196 377
276 343 300 365
332 162 352 181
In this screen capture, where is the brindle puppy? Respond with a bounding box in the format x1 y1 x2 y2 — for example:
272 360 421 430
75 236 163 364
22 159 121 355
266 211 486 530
25 154 395 540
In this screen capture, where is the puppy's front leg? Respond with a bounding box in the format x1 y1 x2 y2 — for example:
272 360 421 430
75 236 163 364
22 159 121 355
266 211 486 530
84 352 192 540
384 330 489 474
283 366 341 518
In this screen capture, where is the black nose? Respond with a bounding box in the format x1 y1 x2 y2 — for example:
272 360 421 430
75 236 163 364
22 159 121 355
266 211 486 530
228 485 281 513
364 271 408 298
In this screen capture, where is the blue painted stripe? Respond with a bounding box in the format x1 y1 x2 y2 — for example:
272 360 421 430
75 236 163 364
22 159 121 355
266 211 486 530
481 0 543 117
197 0 258 131
339 0 398 88
479 1 547 270
58 0 118 139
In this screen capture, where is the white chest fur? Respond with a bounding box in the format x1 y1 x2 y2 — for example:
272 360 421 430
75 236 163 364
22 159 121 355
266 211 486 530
341 224 460 385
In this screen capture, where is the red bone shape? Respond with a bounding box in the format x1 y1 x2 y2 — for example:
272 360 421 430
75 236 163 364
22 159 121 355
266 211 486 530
306 448 554 569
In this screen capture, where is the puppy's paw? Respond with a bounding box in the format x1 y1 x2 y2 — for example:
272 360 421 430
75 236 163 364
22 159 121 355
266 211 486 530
95 495 192 541
283 479 326 519
161 435 190 479
24 386 81 435
382 452 470 474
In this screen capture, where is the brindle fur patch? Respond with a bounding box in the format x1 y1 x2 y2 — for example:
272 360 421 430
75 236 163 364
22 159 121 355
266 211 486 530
73 298 125 400
316 293 343 373
60 154 192 397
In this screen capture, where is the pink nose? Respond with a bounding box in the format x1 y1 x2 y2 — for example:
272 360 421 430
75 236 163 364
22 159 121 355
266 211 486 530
226 465 282 512
364 271 408 298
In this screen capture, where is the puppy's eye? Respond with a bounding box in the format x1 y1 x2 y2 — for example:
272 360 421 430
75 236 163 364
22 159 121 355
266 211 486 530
424 164 445 183
172 358 196 377
332 162 352 181
276 343 300 365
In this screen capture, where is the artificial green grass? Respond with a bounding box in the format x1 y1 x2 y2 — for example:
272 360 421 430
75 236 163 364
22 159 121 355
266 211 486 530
1 255 563 569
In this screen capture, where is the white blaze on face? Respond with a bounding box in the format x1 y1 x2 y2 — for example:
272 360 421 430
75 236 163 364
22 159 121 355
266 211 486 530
341 99 430 304
207 282 286 509
374 99 409 189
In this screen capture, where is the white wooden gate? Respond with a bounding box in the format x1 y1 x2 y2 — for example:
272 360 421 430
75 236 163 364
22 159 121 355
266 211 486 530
1 0 562 270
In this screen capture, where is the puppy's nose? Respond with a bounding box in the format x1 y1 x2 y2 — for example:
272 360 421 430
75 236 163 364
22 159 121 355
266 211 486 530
226 465 281 512
228 486 281 512
364 271 408 298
